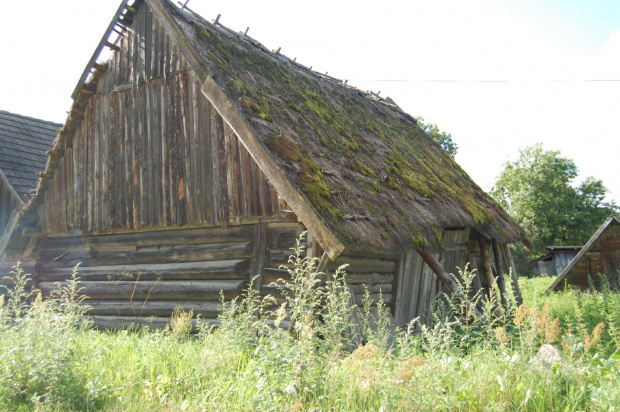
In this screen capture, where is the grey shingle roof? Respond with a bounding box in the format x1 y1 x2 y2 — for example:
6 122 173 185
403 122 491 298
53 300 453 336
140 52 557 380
0 110 60 200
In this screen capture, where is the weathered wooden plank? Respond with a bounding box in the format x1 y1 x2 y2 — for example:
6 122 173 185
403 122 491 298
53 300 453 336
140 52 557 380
250 160 261 217
349 283 392 295
396 250 424 325
37 259 250 282
87 98 96 231
477 233 500 305
145 83 155 226
39 279 247 300
190 72 204 223
227 126 240 218
239 136 251 217
501 243 523 306
87 300 222 318
72 130 81 232
416 249 484 320
138 87 149 227
58 156 67 232
130 86 140 229
210 102 225 223
180 72 195 224
107 93 118 230
345 273 395 285
38 225 255 251
492 240 509 308
262 267 291 284
175 73 189 226
326 256 396 274
137 4 146 86
266 248 295 268
267 225 298 249
39 241 252 268
416 258 433 325
197 83 209 223
144 4 153 80
250 223 268 290
65 148 74 230
100 94 108 231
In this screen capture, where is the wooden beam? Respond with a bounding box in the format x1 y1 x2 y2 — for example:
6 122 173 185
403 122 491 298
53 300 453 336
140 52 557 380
0 210 21 257
416 249 484 319
501 243 523 305
250 222 267 291
201 77 346 260
477 233 500 305
71 0 133 99
105 41 121 52
39 279 247 301
491 240 509 309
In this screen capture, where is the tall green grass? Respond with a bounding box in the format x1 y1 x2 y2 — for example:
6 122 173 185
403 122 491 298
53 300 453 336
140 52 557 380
1 244 619 411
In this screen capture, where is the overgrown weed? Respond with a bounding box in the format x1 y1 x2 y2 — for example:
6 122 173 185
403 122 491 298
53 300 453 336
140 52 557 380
1 247 620 410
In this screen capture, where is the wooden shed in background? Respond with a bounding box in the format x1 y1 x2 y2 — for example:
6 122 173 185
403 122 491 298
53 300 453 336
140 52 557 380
528 246 581 277
0 110 59 256
2 0 529 330
547 215 620 292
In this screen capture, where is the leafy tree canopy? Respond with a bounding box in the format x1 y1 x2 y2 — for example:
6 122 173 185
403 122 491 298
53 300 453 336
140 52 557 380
415 116 458 157
491 143 617 259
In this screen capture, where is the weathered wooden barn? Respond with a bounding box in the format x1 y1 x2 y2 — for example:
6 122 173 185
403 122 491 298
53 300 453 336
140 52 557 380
528 246 581 277
2 0 529 330
547 215 620 292
0 110 59 255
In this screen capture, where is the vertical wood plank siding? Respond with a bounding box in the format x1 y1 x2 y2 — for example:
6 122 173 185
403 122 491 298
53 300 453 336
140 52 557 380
43 6 282 235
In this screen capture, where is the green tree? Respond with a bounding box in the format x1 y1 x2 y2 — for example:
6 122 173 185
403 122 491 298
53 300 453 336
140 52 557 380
491 144 617 260
415 116 458 157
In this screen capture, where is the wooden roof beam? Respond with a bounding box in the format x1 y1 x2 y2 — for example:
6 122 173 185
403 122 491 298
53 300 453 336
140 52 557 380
71 0 136 100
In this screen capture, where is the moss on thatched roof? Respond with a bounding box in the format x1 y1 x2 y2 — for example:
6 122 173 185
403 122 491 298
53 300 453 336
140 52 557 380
163 0 525 255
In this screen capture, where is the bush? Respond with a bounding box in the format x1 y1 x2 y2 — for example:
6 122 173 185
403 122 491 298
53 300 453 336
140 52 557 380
0 263 104 410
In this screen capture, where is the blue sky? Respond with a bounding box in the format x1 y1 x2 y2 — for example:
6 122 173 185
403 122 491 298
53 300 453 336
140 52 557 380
1 0 618 201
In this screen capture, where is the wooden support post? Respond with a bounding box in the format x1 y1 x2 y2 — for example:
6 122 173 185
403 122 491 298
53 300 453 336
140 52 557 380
477 233 500 306
501 243 523 306
250 222 267 291
491 240 509 309
467 251 486 313
417 249 484 320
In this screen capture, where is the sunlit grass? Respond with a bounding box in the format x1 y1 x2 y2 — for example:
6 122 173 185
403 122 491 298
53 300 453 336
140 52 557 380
1 254 619 411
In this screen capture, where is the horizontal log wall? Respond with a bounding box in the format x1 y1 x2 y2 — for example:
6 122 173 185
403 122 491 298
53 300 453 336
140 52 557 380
259 223 302 300
34 224 265 329
326 255 396 310
41 4 286 235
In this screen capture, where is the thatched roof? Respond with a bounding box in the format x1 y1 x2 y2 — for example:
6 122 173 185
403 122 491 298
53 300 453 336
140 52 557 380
159 0 526 256
0 110 60 201
7 0 526 260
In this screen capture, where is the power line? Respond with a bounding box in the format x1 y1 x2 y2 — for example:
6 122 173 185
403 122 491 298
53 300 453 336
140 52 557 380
359 79 620 83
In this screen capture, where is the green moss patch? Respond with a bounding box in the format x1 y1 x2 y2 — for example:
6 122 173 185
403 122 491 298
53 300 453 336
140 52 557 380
265 136 342 219
348 159 376 177
240 96 272 122
410 234 428 249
